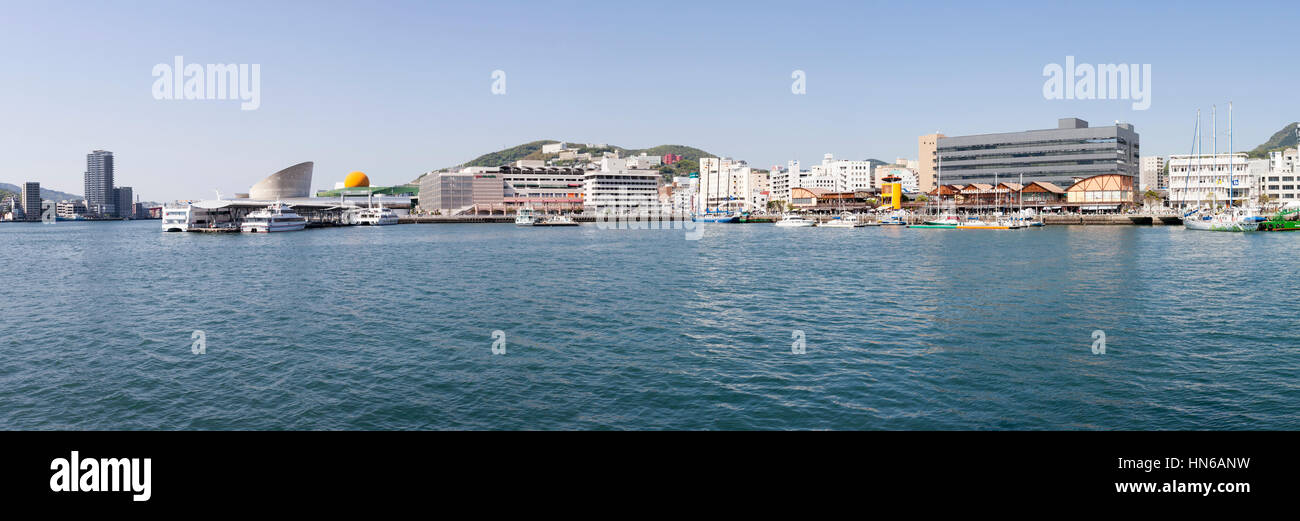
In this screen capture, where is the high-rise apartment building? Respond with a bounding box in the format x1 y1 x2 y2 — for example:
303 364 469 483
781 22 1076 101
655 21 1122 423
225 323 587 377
84 150 115 216
1140 156 1165 191
22 182 42 221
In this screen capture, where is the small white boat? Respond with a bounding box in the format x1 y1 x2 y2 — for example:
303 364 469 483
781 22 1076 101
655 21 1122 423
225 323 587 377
774 214 816 227
957 217 1021 230
819 213 867 228
241 202 308 233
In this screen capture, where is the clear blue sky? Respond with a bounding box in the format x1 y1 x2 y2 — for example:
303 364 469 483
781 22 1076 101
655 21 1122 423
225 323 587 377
2 0 1296 201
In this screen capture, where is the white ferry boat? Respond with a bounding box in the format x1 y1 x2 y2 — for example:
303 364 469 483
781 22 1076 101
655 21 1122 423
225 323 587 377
534 214 579 227
356 206 398 226
161 205 192 232
240 202 308 233
515 207 539 226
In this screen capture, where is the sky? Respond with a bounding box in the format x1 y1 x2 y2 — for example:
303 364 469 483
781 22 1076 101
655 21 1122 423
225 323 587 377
2 0 1297 201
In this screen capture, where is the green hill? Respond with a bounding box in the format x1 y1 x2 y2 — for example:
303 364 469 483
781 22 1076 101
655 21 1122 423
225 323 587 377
1248 122 1299 158
415 141 719 183
461 140 561 167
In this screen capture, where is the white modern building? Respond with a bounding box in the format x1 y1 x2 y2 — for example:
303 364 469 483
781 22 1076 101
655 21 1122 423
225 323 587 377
698 157 753 213
584 156 661 212
873 164 921 194
806 153 874 193
1167 153 1255 208
1259 148 1299 204
626 153 663 169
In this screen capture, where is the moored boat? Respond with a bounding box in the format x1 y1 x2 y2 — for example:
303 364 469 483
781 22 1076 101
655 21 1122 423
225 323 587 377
774 214 816 227
240 202 307 233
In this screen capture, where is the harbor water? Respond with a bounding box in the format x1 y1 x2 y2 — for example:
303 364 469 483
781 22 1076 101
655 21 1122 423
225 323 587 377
1 220 1298 429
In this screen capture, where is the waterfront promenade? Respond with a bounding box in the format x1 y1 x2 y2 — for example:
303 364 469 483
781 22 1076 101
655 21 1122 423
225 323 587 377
399 213 1187 225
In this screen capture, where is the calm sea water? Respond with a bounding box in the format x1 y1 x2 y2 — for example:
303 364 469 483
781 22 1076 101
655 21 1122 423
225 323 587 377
2 219 1298 430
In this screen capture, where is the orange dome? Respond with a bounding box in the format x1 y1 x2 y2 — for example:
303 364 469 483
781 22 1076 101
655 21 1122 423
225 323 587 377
343 171 370 188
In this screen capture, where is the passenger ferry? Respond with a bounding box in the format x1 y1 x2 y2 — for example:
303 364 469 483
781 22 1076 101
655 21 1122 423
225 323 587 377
515 207 539 226
161 205 192 232
534 214 579 226
356 206 398 226
240 202 308 233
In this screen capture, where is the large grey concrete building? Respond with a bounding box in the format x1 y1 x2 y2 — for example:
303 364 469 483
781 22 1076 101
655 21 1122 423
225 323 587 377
114 186 134 219
934 118 1139 187
84 150 115 216
22 181 42 221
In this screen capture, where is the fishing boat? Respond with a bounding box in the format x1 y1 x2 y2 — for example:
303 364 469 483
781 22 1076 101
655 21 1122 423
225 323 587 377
820 213 867 228
1257 205 1300 231
774 214 816 227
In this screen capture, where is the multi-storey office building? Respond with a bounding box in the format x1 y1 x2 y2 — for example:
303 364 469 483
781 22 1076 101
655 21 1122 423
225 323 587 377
584 157 660 212
417 171 504 214
932 118 1139 188
497 165 586 212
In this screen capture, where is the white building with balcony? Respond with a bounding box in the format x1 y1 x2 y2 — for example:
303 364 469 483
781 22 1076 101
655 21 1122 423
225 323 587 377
1167 153 1256 208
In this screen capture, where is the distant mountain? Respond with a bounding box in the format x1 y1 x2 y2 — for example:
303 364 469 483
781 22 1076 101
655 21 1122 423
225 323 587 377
0 183 82 202
1248 122 1299 158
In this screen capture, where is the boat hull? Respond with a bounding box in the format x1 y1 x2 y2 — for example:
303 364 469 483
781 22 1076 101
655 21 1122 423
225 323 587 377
1184 220 1258 232
692 215 740 223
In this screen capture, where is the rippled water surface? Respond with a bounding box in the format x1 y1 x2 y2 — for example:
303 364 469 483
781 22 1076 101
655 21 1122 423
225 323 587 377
2 220 1298 429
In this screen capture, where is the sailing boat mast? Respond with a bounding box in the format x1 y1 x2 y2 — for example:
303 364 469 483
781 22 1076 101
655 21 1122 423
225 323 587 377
1228 101 1234 210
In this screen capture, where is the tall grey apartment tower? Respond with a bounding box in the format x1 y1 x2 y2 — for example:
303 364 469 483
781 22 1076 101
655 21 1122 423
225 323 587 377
22 182 42 221
84 149 115 216
936 118 1139 187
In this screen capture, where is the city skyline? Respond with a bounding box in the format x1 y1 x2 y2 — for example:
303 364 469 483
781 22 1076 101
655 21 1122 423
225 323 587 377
3 0 1298 201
